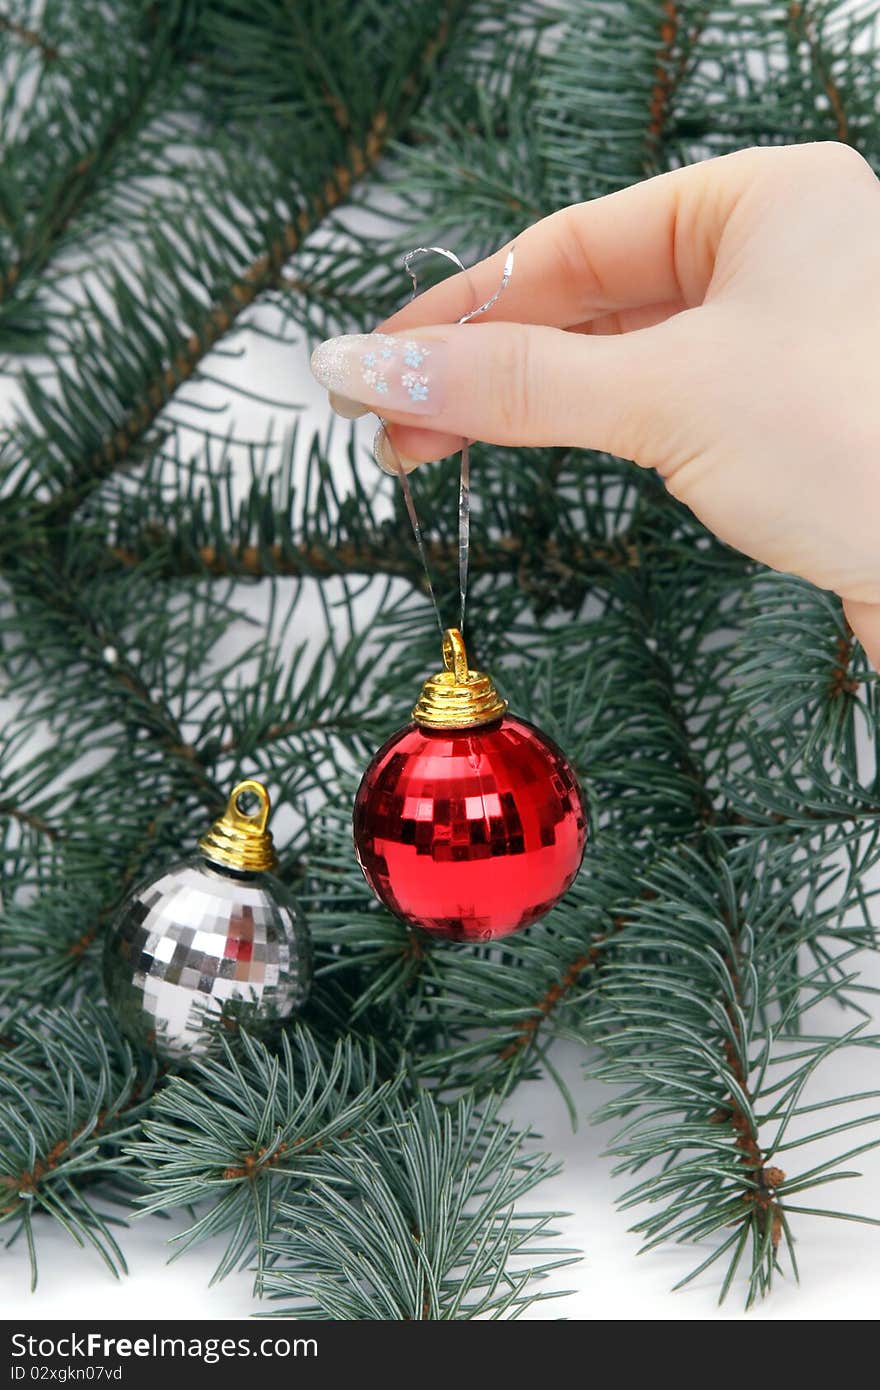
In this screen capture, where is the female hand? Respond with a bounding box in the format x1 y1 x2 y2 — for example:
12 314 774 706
310 142 880 666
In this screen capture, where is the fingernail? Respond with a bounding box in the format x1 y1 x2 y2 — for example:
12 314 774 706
328 390 368 420
372 423 420 476
310 333 443 415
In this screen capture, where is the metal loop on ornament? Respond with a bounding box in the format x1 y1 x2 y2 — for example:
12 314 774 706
381 242 516 639
198 778 278 873
230 779 271 832
442 627 469 685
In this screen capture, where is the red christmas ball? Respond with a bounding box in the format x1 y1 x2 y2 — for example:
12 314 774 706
353 714 587 941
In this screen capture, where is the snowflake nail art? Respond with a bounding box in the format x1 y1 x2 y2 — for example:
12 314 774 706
402 371 429 403
361 344 390 394
316 332 433 405
403 341 430 368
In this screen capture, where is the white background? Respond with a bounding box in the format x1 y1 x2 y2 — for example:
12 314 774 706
3 329 880 1321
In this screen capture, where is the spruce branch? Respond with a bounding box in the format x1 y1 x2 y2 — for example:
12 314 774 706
652 1 712 151
19 0 466 529
258 1091 576 1320
589 842 880 1306
498 906 636 1062
647 2 682 155
0 799 58 840
0 1005 156 1290
104 528 649 587
0 24 174 307
728 574 871 764
0 2 200 359
128 1027 401 1286
1 555 225 810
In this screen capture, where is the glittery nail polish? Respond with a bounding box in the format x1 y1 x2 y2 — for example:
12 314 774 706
310 333 442 415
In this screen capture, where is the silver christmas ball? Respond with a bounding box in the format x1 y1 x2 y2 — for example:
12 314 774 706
103 781 311 1063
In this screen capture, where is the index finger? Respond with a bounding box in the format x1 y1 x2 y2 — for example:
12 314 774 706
379 150 754 334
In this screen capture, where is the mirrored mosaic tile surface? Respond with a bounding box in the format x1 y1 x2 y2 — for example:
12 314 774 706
104 856 311 1061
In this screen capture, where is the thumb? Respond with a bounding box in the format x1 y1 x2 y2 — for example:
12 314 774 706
310 317 702 467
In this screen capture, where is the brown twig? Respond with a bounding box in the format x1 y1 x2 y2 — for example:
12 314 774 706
498 911 633 1060
829 622 858 698
106 532 642 585
718 1018 785 1252
223 1141 288 1181
9 1130 83 1196
221 1122 353 1181
0 10 58 62
497 951 597 1061
788 2 850 142
0 801 59 840
0 1084 142 1218
647 1 680 147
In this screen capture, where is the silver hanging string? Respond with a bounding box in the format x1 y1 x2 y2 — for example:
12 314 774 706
381 431 444 636
382 242 515 638
457 440 470 633
456 245 515 326
403 245 467 294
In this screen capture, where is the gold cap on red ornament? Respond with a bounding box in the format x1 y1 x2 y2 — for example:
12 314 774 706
411 628 507 731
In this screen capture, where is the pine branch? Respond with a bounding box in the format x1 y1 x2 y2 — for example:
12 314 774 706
647 1 711 157
104 529 648 586
0 30 173 306
647 2 681 153
0 799 58 840
1 556 224 809
128 1027 401 1286
498 907 634 1062
258 1090 576 1319
25 1 465 529
589 841 880 1306
0 2 197 362
0 1006 156 1290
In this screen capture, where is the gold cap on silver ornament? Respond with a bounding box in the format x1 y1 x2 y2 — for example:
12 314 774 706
198 779 279 873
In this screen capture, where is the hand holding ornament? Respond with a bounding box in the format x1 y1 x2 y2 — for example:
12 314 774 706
311 143 880 669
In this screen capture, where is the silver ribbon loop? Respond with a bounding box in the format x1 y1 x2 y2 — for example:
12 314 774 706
382 242 516 639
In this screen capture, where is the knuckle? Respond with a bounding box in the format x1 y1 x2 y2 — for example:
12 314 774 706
781 139 874 182
551 206 611 306
491 323 534 438
726 140 872 184
804 139 870 171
